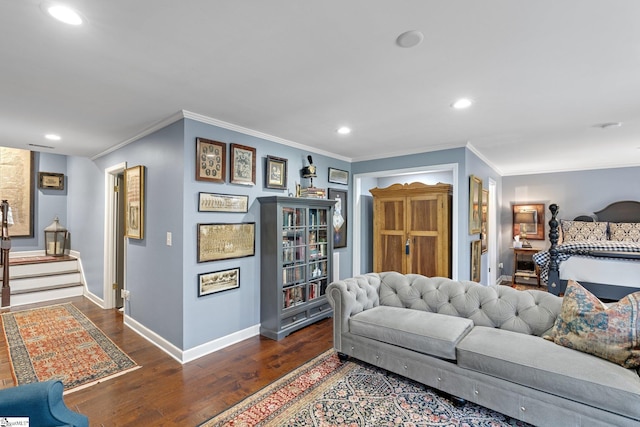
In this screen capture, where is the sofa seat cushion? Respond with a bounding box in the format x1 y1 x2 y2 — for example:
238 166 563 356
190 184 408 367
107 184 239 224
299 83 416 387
457 326 640 420
348 306 473 360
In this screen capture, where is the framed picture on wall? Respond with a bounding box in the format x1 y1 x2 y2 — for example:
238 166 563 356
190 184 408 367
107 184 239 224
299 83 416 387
198 267 240 297
197 222 255 262
230 143 256 186
124 165 145 239
196 137 226 183
469 175 482 234
481 189 489 253
328 188 347 248
265 155 287 190
471 240 481 282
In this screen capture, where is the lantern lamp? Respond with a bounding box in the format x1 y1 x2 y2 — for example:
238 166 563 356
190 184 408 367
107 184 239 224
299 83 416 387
44 217 68 256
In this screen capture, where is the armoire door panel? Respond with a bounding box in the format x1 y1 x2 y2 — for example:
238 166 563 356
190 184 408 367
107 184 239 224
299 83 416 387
410 235 437 276
408 198 439 232
377 234 404 272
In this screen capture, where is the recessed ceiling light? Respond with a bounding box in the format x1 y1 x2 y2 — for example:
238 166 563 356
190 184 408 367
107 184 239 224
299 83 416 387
337 126 351 135
396 30 424 48
45 134 61 141
45 4 83 25
593 122 622 129
451 98 473 109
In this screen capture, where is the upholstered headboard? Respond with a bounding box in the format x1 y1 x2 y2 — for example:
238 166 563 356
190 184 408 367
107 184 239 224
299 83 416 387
593 201 640 223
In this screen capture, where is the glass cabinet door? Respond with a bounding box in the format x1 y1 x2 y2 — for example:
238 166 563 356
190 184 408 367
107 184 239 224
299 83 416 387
282 207 306 309
308 207 329 301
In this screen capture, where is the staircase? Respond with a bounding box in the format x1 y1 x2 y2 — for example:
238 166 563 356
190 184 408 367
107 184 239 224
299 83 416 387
1 252 85 307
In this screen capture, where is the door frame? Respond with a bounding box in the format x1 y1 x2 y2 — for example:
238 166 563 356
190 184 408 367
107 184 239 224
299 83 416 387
352 163 459 279
488 178 498 285
103 162 127 309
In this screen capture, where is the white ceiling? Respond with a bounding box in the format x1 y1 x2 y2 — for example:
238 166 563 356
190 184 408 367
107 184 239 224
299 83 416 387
2 0 640 175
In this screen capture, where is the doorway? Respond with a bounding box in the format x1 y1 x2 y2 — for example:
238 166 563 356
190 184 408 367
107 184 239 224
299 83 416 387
352 163 459 279
104 162 127 310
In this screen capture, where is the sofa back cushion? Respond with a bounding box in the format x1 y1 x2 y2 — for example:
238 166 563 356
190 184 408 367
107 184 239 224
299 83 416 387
377 272 562 336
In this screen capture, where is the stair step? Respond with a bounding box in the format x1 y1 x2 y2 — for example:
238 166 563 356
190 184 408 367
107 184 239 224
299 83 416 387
10 272 82 293
4 259 78 280
10 284 84 307
11 282 84 295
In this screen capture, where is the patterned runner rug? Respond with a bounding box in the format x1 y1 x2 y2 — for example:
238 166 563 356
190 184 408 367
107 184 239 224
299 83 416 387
1 303 139 393
203 350 530 427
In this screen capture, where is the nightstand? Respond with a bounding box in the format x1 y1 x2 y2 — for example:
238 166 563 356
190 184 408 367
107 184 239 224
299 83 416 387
512 247 540 286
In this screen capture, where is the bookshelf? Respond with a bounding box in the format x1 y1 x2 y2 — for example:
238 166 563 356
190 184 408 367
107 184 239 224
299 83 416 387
258 196 335 340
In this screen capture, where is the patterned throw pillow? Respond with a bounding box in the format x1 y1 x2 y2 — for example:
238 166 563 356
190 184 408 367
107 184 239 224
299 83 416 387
544 280 640 368
609 223 640 242
560 220 608 242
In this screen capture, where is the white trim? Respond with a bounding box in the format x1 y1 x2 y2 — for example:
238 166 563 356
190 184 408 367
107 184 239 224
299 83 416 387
91 112 184 160
352 163 459 280
123 314 260 364
181 324 260 363
466 142 504 176
92 110 351 163
352 142 466 163
103 162 127 309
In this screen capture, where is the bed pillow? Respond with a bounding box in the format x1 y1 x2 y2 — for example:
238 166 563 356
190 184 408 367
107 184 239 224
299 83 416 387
544 280 640 368
560 220 608 242
609 222 640 242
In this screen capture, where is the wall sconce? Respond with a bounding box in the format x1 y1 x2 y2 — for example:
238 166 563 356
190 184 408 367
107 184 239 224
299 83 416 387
300 155 317 187
514 210 536 248
44 217 68 257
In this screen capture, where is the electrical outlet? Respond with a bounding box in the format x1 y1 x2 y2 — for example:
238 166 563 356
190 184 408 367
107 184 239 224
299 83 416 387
166 232 172 246
122 289 130 300
498 262 504 269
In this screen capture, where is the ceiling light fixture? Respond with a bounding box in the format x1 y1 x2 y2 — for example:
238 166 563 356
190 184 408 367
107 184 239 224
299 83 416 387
45 4 83 25
396 30 424 48
337 126 351 135
45 134 62 141
451 98 473 110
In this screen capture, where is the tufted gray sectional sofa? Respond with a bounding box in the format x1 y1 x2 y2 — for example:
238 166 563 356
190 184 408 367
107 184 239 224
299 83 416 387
326 272 640 427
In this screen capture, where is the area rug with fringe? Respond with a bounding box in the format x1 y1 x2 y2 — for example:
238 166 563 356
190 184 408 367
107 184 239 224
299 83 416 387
1 302 139 393
202 349 531 427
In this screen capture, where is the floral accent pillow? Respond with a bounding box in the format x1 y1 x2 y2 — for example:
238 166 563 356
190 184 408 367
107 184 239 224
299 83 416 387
560 220 608 242
609 222 640 242
544 280 640 368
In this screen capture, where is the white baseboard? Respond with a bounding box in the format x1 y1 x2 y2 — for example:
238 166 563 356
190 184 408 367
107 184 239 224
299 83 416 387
123 314 260 364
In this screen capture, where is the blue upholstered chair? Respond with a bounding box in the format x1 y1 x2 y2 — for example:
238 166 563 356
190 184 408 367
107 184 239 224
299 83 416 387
0 380 88 427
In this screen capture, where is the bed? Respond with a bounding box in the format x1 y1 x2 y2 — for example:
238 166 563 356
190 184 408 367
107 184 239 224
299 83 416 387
534 201 640 300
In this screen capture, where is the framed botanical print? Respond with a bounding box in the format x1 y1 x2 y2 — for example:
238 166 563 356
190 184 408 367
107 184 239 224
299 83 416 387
230 143 256 186
124 165 145 239
265 155 287 190
196 137 226 183
468 175 482 234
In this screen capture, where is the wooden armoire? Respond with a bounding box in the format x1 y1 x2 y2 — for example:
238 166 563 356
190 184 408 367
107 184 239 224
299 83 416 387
370 182 452 277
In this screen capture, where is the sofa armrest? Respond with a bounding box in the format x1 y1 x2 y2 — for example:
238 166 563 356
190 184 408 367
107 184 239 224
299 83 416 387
326 273 381 352
0 380 89 427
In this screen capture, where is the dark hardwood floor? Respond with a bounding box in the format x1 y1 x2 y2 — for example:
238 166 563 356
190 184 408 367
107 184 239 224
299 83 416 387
0 296 333 426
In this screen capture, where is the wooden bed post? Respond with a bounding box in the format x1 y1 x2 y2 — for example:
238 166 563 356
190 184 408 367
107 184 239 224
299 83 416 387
547 204 565 296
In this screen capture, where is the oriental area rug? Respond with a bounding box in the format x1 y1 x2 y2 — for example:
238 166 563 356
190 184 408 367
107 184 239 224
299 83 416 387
1 303 139 393
202 350 530 427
